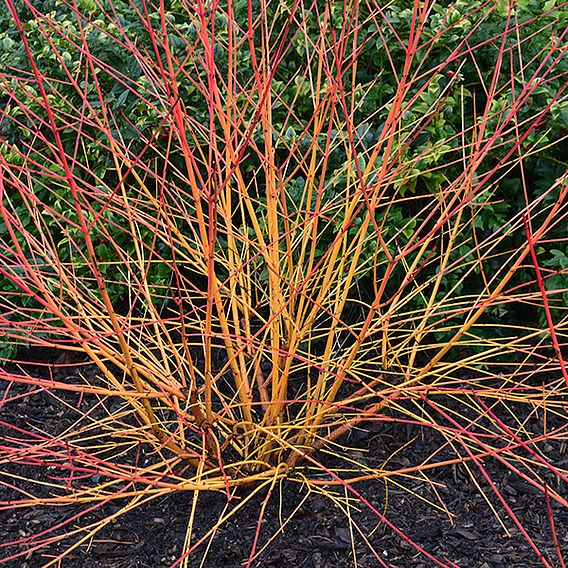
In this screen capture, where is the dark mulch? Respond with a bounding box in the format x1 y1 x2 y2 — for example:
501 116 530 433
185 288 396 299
1 357 567 568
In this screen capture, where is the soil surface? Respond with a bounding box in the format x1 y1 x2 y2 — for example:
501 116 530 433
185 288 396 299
1 355 567 568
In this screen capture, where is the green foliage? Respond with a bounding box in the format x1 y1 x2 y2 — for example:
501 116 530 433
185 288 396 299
1 0 566 343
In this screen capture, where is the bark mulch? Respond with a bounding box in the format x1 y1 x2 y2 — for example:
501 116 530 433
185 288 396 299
1 356 567 567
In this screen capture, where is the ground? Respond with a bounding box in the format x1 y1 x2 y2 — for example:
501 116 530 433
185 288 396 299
1 355 567 567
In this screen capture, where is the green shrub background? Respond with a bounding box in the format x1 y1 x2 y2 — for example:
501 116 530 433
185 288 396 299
1 0 567 359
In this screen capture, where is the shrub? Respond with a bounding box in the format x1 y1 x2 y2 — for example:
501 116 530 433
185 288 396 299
0 0 567 566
